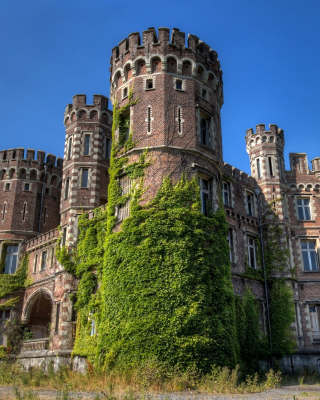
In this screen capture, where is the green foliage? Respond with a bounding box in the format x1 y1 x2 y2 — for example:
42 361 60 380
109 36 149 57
269 281 296 358
0 253 30 300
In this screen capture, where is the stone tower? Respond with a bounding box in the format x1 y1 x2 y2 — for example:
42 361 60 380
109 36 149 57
245 124 289 221
62 95 112 246
109 27 224 209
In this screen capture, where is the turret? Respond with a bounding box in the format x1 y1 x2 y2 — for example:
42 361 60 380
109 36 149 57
62 95 112 245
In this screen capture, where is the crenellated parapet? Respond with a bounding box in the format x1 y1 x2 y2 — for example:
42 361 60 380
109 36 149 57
110 27 223 106
64 94 112 127
245 124 285 155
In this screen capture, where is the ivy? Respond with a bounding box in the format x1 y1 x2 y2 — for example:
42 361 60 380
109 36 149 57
0 254 30 300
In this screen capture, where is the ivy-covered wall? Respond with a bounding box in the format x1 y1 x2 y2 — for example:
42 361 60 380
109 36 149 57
56 93 296 373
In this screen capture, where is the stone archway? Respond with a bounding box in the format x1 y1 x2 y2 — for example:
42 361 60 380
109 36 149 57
22 288 53 339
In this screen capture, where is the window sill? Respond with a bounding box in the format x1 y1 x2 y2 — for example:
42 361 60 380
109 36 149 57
122 96 128 100
80 187 89 189
145 88 155 91
199 143 214 151
298 220 316 222
175 89 185 92
302 270 320 273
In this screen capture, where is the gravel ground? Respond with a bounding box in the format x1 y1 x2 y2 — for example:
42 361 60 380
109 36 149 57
1 385 320 400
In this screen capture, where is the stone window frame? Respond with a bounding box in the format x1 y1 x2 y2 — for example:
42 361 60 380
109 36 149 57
281 191 289 219
82 131 93 156
245 232 258 269
80 168 90 189
295 195 313 221
222 181 232 207
50 246 55 268
197 108 214 149
173 77 186 91
33 252 38 274
308 304 320 342
227 227 234 263
67 136 72 160
4 182 10 191
299 238 319 272
1 202 6 221
40 250 47 271
175 106 184 136
1 243 20 275
267 155 275 177
105 136 112 160
0 309 11 346
256 157 262 179
145 105 154 135
24 182 31 192
201 86 209 101
116 174 132 222
122 86 128 99
144 77 155 91
245 189 255 217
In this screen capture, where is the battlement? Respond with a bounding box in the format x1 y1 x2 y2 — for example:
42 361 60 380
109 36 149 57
245 124 285 149
311 157 320 173
110 27 222 90
0 148 63 168
64 94 111 126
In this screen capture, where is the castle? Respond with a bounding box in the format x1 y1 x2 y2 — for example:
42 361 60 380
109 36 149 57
1 27 320 372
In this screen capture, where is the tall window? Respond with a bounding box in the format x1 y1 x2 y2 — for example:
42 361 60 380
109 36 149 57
268 157 273 176
222 182 231 207
177 107 182 134
22 203 27 221
246 192 254 216
84 134 90 156
33 254 38 273
0 310 11 345
227 228 234 262
67 137 72 160
282 193 288 218
257 158 261 178
309 306 320 340
50 247 55 268
41 251 47 271
297 198 311 220
200 115 210 147
64 179 70 199
2 203 6 221
247 236 257 269
117 176 131 221
147 106 151 133
81 169 89 188
301 241 318 271
4 245 18 274
62 227 67 246
105 138 111 160
200 177 210 216
55 303 60 333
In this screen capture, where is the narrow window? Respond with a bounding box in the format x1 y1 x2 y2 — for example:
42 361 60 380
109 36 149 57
309 306 320 340
105 138 111 160
117 175 131 221
2 203 6 220
282 193 288 218
64 179 69 199
302 241 318 271
223 182 231 207
24 183 30 191
287 236 293 267
81 169 89 188
123 87 128 98
268 157 273 176
5 183 10 191
4 245 18 274
43 206 47 224
200 117 209 146
146 79 153 89
147 106 151 133
91 319 96 336
41 251 47 271
200 178 210 216
84 134 90 156
295 303 302 338
175 80 182 90
55 303 60 332
33 254 38 273
202 88 207 99
297 198 311 220
45 188 50 195
3 151 6 161
247 237 257 269
227 228 233 262
67 137 72 160
177 107 182 134
50 247 55 268
62 227 67 246
257 158 261 178
22 203 27 221
246 192 254 216
12 150 16 159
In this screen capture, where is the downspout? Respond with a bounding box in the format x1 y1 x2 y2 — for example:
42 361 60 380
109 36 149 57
38 164 48 235
255 188 273 368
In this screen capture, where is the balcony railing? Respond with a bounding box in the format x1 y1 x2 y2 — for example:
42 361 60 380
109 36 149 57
21 338 50 352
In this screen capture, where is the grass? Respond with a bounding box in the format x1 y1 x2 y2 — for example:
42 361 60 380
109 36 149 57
0 359 284 398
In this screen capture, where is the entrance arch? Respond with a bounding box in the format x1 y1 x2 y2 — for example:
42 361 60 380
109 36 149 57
22 288 53 339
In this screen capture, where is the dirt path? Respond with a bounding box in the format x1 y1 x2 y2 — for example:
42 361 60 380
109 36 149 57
1 385 320 400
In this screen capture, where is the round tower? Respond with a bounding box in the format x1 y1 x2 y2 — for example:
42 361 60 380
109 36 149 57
245 124 289 220
110 27 224 208
62 94 112 245
0 148 62 272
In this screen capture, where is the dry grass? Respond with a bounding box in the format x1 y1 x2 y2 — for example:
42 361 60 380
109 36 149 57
0 359 283 398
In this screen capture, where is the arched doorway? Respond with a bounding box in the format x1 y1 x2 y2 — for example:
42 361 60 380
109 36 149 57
24 290 53 339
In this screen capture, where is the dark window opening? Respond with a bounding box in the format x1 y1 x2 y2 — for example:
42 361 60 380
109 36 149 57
45 188 50 195
55 303 60 332
64 179 69 199
178 108 182 134
176 80 182 90
4 245 18 274
105 138 111 160
24 183 30 191
84 135 90 156
147 107 151 133
268 157 273 176
146 79 153 89
81 169 89 188
5 183 10 191
67 138 72 160
22 203 27 221
123 87 128 98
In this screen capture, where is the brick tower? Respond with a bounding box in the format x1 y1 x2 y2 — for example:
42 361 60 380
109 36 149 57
110 27 224 210
245 124 289 221
0 148 62 273
62 95 112 245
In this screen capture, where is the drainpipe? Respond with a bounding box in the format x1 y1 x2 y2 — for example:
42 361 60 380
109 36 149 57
38 164 48 235
254 188 273 369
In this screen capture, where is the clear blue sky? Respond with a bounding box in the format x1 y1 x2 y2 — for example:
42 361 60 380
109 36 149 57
1 0 319 174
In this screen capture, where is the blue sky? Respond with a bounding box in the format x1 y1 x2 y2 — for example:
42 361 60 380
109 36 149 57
1 0 319 174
